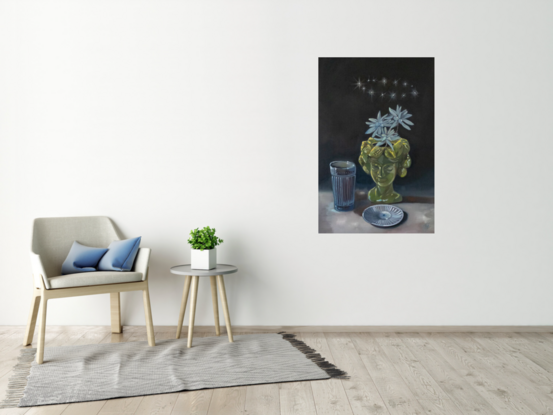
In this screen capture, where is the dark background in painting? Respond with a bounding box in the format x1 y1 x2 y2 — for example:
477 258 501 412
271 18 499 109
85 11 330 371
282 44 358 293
319 58 434 196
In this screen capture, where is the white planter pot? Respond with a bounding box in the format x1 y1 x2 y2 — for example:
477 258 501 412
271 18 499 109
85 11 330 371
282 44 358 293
191 248 216 270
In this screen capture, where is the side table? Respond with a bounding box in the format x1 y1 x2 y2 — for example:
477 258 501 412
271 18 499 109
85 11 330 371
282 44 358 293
170 264 238 348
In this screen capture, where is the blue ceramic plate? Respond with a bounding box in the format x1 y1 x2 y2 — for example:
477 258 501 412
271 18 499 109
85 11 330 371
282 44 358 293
362 205 404 227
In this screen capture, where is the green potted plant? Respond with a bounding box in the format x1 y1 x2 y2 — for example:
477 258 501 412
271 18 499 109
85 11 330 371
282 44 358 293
188 226 224 270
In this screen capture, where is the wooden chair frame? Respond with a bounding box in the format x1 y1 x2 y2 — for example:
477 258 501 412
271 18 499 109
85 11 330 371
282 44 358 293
24 268 155 364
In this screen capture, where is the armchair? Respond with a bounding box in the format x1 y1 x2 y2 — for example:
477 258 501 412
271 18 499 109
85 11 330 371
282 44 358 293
24 216 155 364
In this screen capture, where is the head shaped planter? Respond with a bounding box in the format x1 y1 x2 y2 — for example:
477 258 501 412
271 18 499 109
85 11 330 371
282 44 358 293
359 107 414 204
359 136 411 204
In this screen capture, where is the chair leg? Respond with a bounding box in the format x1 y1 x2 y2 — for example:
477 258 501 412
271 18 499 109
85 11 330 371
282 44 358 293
210 276 220 336
176 275 192 339
142 288 155 347
23 289 41 346
187 276 199 348
36 296 48 364
110 292 122 334
217 275 234 343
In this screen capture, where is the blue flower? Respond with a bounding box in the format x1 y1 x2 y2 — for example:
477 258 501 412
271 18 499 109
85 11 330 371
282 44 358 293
365 111 392 136
374 128 399 149
389 106 414 131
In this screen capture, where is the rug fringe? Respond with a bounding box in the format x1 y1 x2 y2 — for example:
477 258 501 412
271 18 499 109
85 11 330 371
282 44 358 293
278 332 349 379
0 348 35 408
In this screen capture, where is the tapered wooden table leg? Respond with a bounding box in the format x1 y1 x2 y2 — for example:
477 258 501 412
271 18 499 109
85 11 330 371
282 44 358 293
210 276 220 336
170 265 238 345
217 275 233 343
187 276 199 348
176 275 192 339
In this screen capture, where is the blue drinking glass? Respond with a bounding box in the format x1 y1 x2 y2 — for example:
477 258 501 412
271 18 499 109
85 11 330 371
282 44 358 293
330 161 356 211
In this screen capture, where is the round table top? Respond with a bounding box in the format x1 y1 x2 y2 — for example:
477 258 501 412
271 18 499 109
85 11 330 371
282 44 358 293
170 264 238 277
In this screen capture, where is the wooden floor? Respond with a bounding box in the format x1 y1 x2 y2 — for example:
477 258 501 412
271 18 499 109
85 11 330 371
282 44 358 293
1 327 553 414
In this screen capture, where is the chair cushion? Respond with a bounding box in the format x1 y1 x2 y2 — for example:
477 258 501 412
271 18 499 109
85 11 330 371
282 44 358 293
48 271 143 289
98 237 141 271
61 241 109 275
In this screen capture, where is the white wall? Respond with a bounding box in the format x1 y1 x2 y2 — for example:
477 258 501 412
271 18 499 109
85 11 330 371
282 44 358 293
1 0 552 327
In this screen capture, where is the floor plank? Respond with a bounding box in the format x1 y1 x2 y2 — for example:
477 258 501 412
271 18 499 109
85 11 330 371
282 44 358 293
279 382 317 415
423 333 536 415
342 382 389 415
301 333 353 415
206 386 246 415
515 332 553 372
484 332 553 372
245 384 280 415
469 332 553 393
0 407 29 415
171 390 213 415
397 333 501 415
325 333 374 383
98 397 143 414
537 332 553 346
373 333 449 402
134 393 178 415
416 398 463 415
60 400 107 415
455 333 553 414
311 379 354 415
351 333 425 415
25 404 69 415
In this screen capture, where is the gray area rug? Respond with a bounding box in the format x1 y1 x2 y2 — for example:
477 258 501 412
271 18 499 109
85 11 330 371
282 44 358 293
1 333 347 408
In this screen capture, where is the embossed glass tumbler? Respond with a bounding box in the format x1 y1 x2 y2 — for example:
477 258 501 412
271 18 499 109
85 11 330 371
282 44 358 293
330 161 356 212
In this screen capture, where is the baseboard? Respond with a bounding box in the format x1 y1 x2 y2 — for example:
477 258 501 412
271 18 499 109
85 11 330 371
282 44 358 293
129 325 553 333
5 325 552 333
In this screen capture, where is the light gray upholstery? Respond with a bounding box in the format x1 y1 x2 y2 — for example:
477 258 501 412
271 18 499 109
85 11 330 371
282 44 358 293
31 216 149 289
48 271 143 289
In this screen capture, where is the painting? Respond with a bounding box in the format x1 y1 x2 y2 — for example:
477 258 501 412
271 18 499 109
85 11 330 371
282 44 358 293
319 58 434 233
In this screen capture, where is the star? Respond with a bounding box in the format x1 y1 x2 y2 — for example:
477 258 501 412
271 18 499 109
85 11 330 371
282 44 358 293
389 91 397 100
402 81 408 87
381 77 388 85
353 78 364 90
411 88 419 97
393 79 399 86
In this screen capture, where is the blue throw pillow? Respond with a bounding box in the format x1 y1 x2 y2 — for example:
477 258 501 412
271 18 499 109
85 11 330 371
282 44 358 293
97 237 141 272
61 241 109 275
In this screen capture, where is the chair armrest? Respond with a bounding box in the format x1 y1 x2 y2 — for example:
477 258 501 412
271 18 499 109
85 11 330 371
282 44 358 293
133 248 151 281
30 253 50 289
